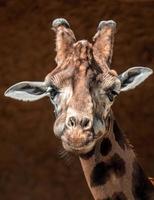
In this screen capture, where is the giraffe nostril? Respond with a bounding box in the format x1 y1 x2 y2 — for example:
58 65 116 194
81 118 91 129
67 116 76 128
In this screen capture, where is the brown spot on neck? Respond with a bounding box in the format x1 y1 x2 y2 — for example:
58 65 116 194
90 153 126 187
100 138 112 156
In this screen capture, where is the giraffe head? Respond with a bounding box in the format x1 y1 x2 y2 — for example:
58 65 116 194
5 19 152 154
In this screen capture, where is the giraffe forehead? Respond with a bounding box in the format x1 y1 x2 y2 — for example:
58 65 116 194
45 39 119 87
73 39 92 56
46 68 117 93
73 40 92 60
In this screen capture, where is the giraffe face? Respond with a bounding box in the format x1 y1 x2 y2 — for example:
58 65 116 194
44 47 121 154
4 18 153 155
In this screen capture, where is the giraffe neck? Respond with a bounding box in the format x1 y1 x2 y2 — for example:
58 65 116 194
79 115 154 200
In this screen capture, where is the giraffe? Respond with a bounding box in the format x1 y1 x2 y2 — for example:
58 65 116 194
4 18 154 200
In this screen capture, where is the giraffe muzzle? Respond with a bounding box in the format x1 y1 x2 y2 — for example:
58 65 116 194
61 127 95 154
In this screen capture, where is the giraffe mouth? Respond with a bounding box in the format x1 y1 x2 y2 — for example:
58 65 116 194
61 139 96 154
61 127 106 154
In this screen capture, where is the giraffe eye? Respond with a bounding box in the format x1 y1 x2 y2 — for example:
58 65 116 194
106 90 118 101
50 88 58 100
47 86 59 100
111 90 118 96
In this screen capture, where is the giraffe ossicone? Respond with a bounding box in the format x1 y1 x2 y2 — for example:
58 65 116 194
4 18 154 199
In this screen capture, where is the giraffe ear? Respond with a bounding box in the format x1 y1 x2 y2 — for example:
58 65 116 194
118 67 153 92
4 81 48 102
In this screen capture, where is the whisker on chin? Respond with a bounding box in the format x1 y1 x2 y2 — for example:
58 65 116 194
58 148 74 166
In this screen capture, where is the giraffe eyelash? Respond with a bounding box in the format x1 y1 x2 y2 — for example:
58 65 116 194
106 90 118 101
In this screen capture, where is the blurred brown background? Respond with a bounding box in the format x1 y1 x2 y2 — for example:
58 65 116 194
0 0 154 199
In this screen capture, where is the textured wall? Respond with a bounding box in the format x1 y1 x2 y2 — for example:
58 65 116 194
0 0 154 199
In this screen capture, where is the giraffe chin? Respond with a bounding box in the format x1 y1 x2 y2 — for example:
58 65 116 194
62 140 96 154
